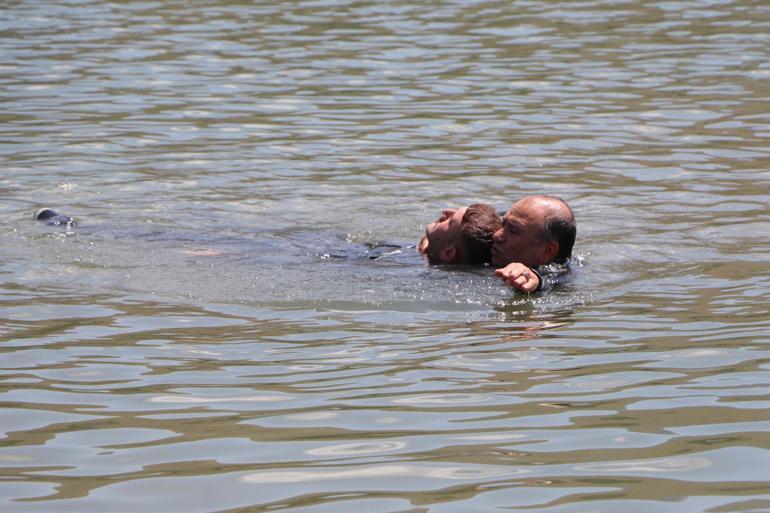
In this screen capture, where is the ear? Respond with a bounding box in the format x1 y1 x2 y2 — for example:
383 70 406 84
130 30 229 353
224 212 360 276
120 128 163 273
440 245 457 263
541 240 559 264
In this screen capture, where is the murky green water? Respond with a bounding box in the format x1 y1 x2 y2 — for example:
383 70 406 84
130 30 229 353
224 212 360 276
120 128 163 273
2 1 770 511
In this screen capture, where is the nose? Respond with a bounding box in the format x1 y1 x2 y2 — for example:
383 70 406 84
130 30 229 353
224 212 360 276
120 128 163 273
492 227 503 242
442 208 455 218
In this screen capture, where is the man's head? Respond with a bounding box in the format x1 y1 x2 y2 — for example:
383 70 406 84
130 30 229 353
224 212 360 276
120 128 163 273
491 195 575 268
419 203 502 265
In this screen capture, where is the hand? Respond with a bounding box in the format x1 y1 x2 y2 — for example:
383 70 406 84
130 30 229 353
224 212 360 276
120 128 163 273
495 262 540 293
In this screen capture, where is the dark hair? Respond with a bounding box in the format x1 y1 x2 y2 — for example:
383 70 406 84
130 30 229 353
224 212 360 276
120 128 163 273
460 203 502 264
540 197 576 264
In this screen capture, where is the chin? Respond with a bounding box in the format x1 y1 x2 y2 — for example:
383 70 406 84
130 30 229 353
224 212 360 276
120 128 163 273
417 236 428 254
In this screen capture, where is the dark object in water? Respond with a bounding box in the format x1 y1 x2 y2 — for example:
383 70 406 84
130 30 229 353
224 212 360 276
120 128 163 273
35 208 75 226
365 243 402 260
317 243 405 261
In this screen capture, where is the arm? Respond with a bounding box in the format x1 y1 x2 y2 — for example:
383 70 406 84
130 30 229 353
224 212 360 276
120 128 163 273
494 262 541 293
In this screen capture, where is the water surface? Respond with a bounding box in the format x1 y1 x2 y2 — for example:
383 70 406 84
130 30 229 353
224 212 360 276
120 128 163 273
2 1 769 512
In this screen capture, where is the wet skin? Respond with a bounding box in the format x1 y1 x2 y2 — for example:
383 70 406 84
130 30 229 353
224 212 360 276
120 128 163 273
418 207 467 264
491 198 556 269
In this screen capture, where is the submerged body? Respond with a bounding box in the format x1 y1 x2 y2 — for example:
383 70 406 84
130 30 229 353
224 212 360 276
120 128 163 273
33 207 413 264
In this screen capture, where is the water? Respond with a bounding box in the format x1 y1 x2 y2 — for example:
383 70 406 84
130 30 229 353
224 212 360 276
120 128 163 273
2 0 769 511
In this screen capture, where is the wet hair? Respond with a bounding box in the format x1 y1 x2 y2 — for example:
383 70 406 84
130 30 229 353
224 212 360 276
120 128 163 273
460 203 502 264
538 196 576 264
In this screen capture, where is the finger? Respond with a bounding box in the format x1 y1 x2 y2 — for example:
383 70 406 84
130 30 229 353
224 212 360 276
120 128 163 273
504 273 519 285
500 269 517 280
512 280 529 292
508 273 534 291
523 276 539 293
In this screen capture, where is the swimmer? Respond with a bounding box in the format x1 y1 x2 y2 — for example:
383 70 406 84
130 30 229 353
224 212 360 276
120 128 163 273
492 195 576 293
418 203 502 265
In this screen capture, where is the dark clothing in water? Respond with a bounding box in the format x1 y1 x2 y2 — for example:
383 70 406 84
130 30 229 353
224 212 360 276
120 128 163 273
532 262 572 292
35 208 75 227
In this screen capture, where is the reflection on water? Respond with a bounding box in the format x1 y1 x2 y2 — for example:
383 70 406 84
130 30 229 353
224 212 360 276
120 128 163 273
2 0 770 511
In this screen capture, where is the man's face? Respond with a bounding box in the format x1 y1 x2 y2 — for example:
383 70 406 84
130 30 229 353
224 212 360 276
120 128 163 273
419 207 467 264
491 199 550 268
